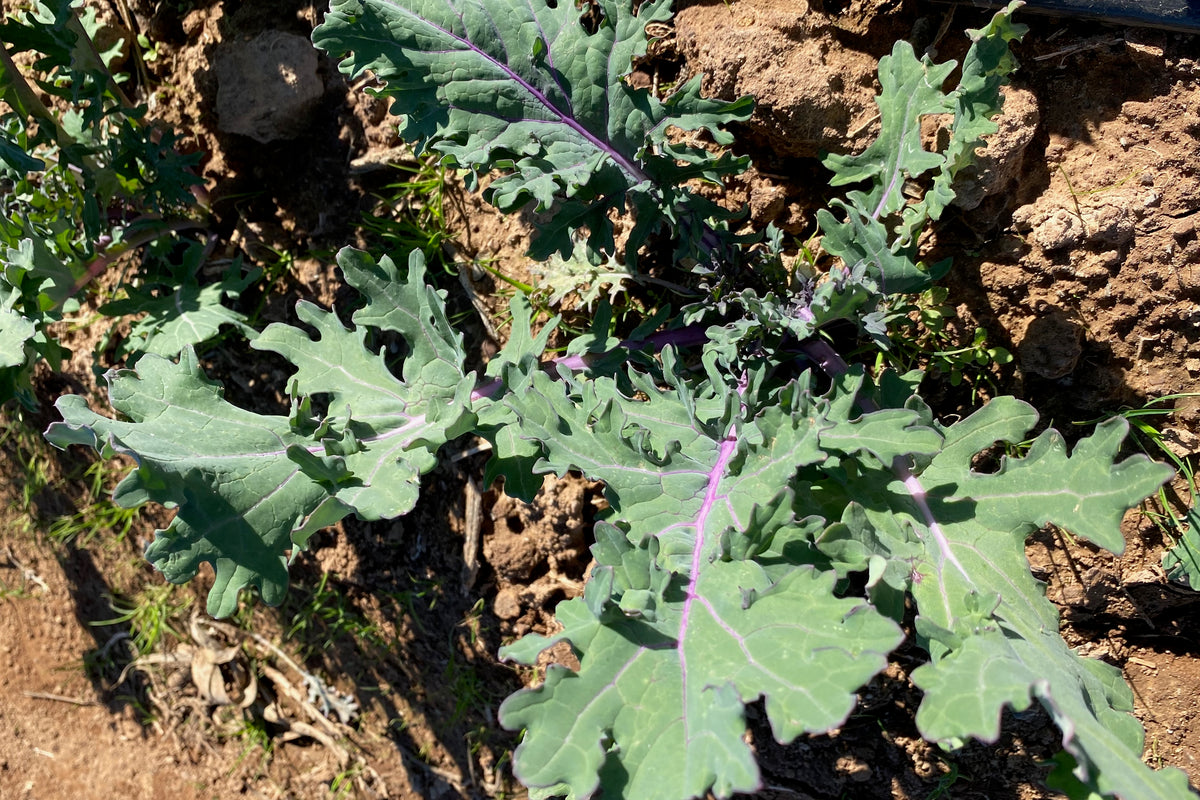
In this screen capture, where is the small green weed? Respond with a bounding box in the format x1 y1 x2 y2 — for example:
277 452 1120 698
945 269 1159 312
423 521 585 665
459 596 485 646
91 583 192 656
359 152 454 273
382 573 446 635
3 399 142 550
30 454 143 548
441 599 492 725
0 578 33 600
285 571 387 657
0 417 53 516
876 286 1012 397
135 33 159 64
46 481 141 547
330 763 364 798
223 713 275 774
444 647 487 726
924 761 967 800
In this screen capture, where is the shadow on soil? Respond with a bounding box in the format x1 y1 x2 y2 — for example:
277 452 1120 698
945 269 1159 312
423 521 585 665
1 410 157 717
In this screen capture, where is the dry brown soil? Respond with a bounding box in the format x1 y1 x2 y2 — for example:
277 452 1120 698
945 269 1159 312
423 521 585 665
2 0 1200 799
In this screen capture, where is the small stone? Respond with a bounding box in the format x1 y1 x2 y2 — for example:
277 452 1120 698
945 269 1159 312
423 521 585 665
1017 308 1083 379
1126 40 1164 59
835 754 873 782
749 183 786 226
1010 203 1042 231
1083 203 1135 248
215 31 324 143
1162 427 1200 458
1031 209 1083 252
181 9 208 37
1061 582 1089 607
493 586 523 620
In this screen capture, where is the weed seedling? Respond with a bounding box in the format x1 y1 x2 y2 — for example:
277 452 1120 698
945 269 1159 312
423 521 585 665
285 571 387 657
91 584 191 656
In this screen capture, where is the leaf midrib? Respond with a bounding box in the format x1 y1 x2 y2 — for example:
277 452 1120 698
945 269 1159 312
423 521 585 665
370 0 650 183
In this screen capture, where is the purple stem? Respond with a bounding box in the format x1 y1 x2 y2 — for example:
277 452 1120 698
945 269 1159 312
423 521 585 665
676 370 747 739
61 218 206 307
681 371 746 606
470 290 966 587
793 311 970 584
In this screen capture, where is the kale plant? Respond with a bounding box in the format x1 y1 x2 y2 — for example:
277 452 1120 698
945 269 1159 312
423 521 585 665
0 1 249 408
45 0 1198 798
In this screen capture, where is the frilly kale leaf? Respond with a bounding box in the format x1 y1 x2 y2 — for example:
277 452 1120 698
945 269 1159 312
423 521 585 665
807 392 1189 800
818 1 1027 296
313 0 752 264
99 242 260 360
496 363 919 799
46 249 474 617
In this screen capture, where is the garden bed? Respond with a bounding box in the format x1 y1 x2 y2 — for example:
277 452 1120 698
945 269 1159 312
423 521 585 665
1 0 1198 798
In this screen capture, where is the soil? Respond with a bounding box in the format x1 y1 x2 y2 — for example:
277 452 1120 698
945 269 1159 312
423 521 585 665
2 0 1200 799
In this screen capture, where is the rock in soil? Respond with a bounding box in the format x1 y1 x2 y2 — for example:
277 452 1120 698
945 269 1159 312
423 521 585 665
215 30 324 143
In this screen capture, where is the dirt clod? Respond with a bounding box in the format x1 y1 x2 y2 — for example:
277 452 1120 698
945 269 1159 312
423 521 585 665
1016 307 1085 379
675 0 882 159
953 86 1041 217
215 30 324 143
